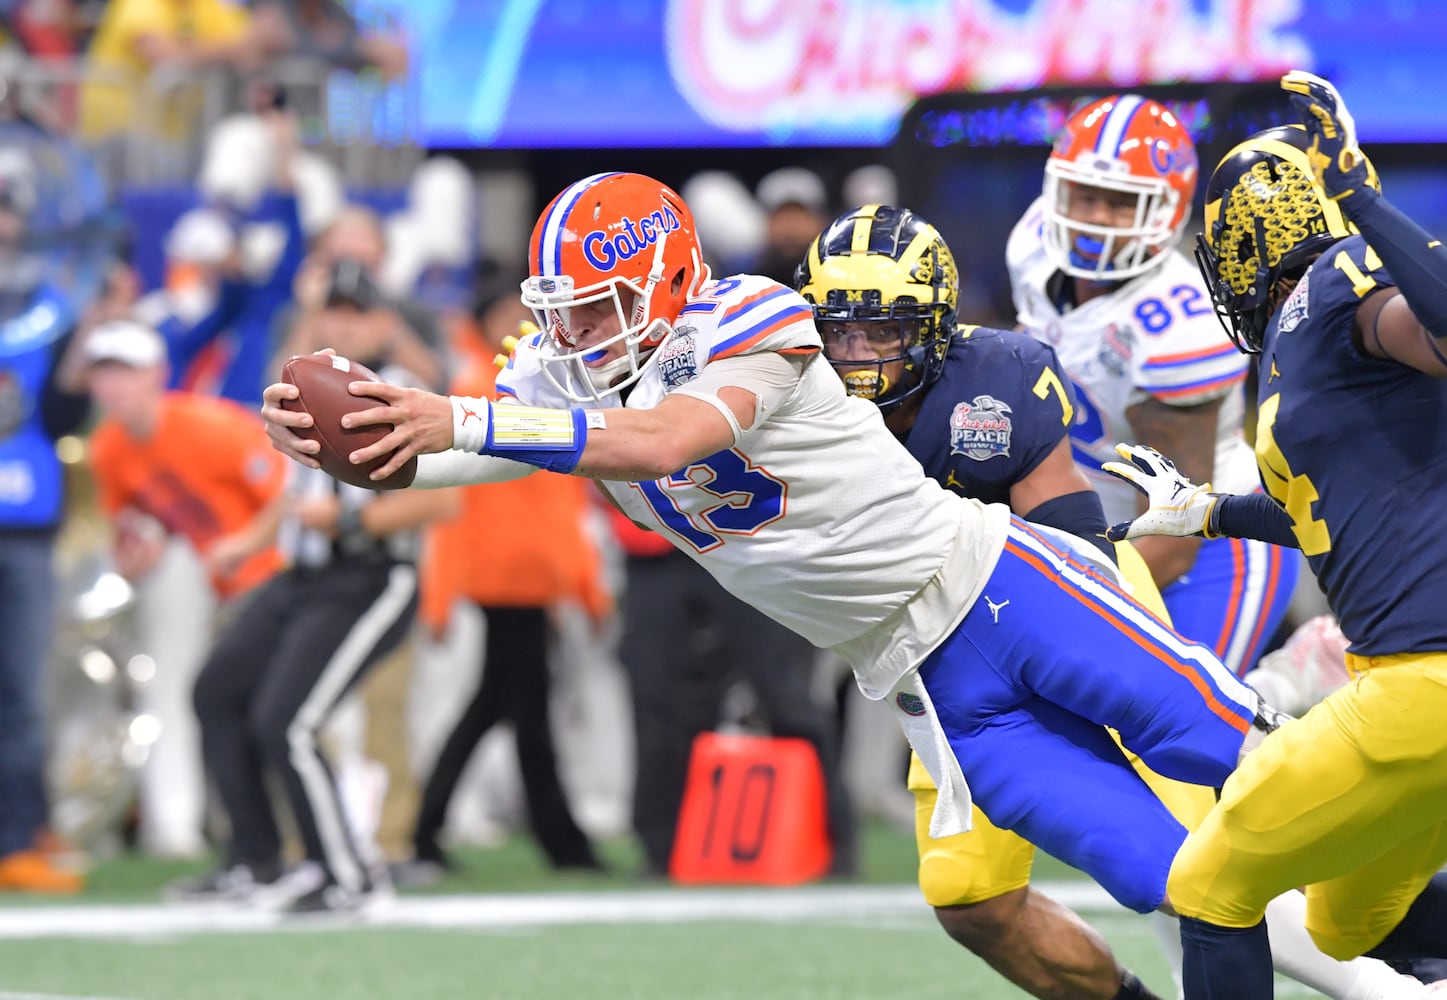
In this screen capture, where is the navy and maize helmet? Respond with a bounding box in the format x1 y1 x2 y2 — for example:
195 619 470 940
794 204 957 411
1195 124 1379 353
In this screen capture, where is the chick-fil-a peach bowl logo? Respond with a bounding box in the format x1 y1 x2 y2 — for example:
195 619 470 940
664 0 1307 138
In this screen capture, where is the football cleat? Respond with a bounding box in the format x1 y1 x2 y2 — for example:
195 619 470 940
0 848 83 894
164 860 280 903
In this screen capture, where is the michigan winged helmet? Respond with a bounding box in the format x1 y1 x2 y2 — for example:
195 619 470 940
1195 124 1380 353
794 204 958 410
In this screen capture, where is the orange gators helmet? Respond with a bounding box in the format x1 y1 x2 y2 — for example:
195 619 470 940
1043 95 1198 281
520 172 711 401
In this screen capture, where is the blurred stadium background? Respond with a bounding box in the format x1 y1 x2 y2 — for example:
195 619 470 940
1 1 1444 997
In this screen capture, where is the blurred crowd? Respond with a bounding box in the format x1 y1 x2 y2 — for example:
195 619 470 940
0 17 911 897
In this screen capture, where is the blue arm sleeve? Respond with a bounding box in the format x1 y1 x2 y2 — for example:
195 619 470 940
39 326 89 439
1208 493 1299 549
164 280 247 383
1339 188 1447 340
1023 490 1116 564
257 193 306 300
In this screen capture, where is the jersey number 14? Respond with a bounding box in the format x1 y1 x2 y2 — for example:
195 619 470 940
1255 393 1331 556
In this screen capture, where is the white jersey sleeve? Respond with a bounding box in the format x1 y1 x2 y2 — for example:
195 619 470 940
676 274 822 359
1129 257 1249 407
1006 197 1055 336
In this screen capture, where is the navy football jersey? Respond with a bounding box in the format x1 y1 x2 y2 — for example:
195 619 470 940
905 326 1076 506
1258 234 1447 654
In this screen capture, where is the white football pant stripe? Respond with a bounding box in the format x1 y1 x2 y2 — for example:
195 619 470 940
1221 538 1274 676
1006 523 1258 718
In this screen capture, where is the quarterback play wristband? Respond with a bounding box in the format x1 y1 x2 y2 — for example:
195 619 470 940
451 396 589 474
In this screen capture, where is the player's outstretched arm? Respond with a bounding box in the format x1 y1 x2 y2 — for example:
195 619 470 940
344 380 745 485
1102 444 1299 548
1284 70 1447 376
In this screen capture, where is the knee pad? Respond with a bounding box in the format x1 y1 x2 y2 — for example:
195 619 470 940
1308 921 1383 963
918 847 1027 909
914 781 1033 908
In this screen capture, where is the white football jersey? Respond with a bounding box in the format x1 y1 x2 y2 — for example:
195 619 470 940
1007 197 1259 524
498 273 1011 698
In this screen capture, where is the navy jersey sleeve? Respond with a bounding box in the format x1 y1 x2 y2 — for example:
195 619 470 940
1003 335 1075 480
1301 235 1399 361
906 328 1074 506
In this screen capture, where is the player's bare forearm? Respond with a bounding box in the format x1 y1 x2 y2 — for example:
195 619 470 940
1009 437 1095 517
571 394 740 482
1126 395 1221 587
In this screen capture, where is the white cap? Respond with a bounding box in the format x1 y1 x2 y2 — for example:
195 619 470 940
198 113 277 212
163 208 235 264
843 165 898 210
756 167 828 215
86 320 167 368
680 171 766 265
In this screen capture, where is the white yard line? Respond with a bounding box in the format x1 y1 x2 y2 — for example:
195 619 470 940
0 992 147 1000
0 882 1120 940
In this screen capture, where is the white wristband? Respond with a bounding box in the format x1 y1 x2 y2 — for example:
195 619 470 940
450 396 491 453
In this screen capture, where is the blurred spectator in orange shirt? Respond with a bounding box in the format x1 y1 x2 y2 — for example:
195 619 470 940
86 319 287 858
400 279 610 882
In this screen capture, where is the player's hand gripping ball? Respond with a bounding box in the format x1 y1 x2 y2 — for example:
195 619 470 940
279 354 417 490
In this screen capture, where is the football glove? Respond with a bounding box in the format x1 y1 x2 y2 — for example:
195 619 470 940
1281 70 1371 201
1101 444 1222 542
493 320 537 370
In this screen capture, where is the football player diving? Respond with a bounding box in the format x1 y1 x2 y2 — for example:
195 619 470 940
1105 71 1447 999
263 172 1285 962
796 203 1427 1000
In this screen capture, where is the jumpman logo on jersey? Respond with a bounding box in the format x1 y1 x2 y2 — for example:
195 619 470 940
946 469 966 490
1269 360 1282 383
984 595 1010 623
459 403 483 425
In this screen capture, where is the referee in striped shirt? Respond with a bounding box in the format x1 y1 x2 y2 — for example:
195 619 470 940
170 263 457 912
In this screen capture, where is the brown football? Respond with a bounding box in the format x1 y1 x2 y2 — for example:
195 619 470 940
280 354 417 491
